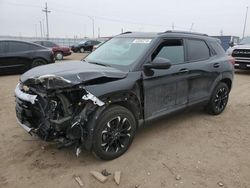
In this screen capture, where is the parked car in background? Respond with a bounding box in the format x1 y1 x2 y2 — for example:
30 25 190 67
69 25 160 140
0 40 55 75
212 35 240 51
226 37 250 70
92 41 105 51
70 40 101 53
15 31 234 160
34 40 71 60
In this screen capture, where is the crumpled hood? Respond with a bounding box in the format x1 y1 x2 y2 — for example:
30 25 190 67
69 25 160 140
21 61 127 85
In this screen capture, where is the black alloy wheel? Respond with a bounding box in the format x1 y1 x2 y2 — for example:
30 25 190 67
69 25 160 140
206 82 229 115
92 105 136 160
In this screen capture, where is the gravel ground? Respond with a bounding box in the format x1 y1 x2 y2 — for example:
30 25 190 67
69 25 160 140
0 53 250 188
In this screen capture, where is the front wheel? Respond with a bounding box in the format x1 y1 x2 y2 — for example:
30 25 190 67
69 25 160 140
92 105 136 160
205 82 229 115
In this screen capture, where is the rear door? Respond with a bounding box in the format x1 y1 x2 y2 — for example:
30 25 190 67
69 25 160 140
185 39 219 103
6 41 33 72
0 41 12 73
143 38 189 119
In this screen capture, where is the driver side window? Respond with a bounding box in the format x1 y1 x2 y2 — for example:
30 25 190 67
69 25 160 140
152 39 184 65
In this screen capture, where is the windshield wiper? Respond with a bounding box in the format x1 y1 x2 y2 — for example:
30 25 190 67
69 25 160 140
88 61 110 67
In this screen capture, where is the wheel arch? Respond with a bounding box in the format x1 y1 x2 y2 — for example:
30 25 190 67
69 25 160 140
84 91 143 150
220 78 232 91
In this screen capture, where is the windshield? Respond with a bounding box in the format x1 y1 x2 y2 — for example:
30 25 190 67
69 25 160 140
85 37 152 67
239 37 250 45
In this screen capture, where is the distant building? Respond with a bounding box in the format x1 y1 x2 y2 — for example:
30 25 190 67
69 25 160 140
211 35 240 51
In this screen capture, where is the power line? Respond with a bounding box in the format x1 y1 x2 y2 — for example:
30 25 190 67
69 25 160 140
42 2 51 40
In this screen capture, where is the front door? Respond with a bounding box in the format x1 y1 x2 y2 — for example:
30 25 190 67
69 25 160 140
143 39 189 120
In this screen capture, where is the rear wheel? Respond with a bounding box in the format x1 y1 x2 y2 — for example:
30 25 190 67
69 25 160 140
31 59 46 68
92 105 136 160
205 82 229 115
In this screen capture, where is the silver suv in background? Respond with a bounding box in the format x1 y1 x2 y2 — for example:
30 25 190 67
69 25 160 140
227 37 250 70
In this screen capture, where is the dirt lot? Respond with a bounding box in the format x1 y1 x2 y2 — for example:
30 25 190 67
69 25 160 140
0 53 250 188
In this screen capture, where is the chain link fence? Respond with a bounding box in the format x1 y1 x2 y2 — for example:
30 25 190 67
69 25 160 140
0 36 97 47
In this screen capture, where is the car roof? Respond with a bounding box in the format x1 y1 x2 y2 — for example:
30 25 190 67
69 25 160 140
116 31 217 42
0 39 48 48
33 40 55 43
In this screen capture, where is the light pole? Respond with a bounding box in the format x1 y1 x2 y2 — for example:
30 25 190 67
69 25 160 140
88 16 95 38
42 2 51 40
39 21 43 38
243 6 249 38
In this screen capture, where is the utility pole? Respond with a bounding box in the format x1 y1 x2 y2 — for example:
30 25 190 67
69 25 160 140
189 23 194 32
98 27 100 38
242 6 249 38
35 24 37 38
220 30 224 36
172 23 175 30
42 2 51 40
39 21 43 38
88 16 95 38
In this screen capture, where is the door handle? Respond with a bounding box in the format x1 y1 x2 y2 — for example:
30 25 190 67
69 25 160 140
213 63 220 68
178 68 189 74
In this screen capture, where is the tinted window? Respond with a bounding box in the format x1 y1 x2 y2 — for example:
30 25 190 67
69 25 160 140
43 41 57 47
187 39 210 61
8 41 41 52
94 41 101 45
0 41 8 54
85 41 91 45
210 41 225 55
153 39 184 65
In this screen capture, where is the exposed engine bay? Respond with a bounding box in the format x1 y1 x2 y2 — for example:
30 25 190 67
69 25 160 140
15 75 106 156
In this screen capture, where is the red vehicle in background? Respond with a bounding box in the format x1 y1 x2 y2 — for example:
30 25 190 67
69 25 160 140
34 41 71 60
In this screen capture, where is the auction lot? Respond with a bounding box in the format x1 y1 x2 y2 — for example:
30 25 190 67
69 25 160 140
0 53 250 188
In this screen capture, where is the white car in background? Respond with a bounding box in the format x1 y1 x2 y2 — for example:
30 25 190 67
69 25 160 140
226 37 250 70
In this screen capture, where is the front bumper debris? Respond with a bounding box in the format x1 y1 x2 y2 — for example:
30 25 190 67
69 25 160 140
16 117 33 133
14 83 37 104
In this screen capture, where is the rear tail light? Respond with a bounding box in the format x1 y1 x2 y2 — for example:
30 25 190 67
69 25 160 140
228 56 235 65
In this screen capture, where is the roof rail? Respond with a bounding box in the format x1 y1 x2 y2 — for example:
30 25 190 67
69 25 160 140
162 30 208 36
120 31 133 35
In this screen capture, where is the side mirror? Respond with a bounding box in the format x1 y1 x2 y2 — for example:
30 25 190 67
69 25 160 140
143 57 171 70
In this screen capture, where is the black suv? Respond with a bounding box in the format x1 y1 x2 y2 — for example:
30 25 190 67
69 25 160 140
0 40 55 74
15 31 234 160
70 40 101 53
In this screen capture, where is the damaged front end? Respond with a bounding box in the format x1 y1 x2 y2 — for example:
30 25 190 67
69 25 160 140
15 74 105 156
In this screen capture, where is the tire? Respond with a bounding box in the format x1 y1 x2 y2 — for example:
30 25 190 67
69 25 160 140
205 82 229 115
31 59 46 68
55 52 63 60
92 105 136 160
80 47 85 53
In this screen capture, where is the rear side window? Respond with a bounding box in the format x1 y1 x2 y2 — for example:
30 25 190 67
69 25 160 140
8 41 41 52
210 41 225 55
187 39 210 61
0 41 8 54
152 39 184 65
43 41 56 47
